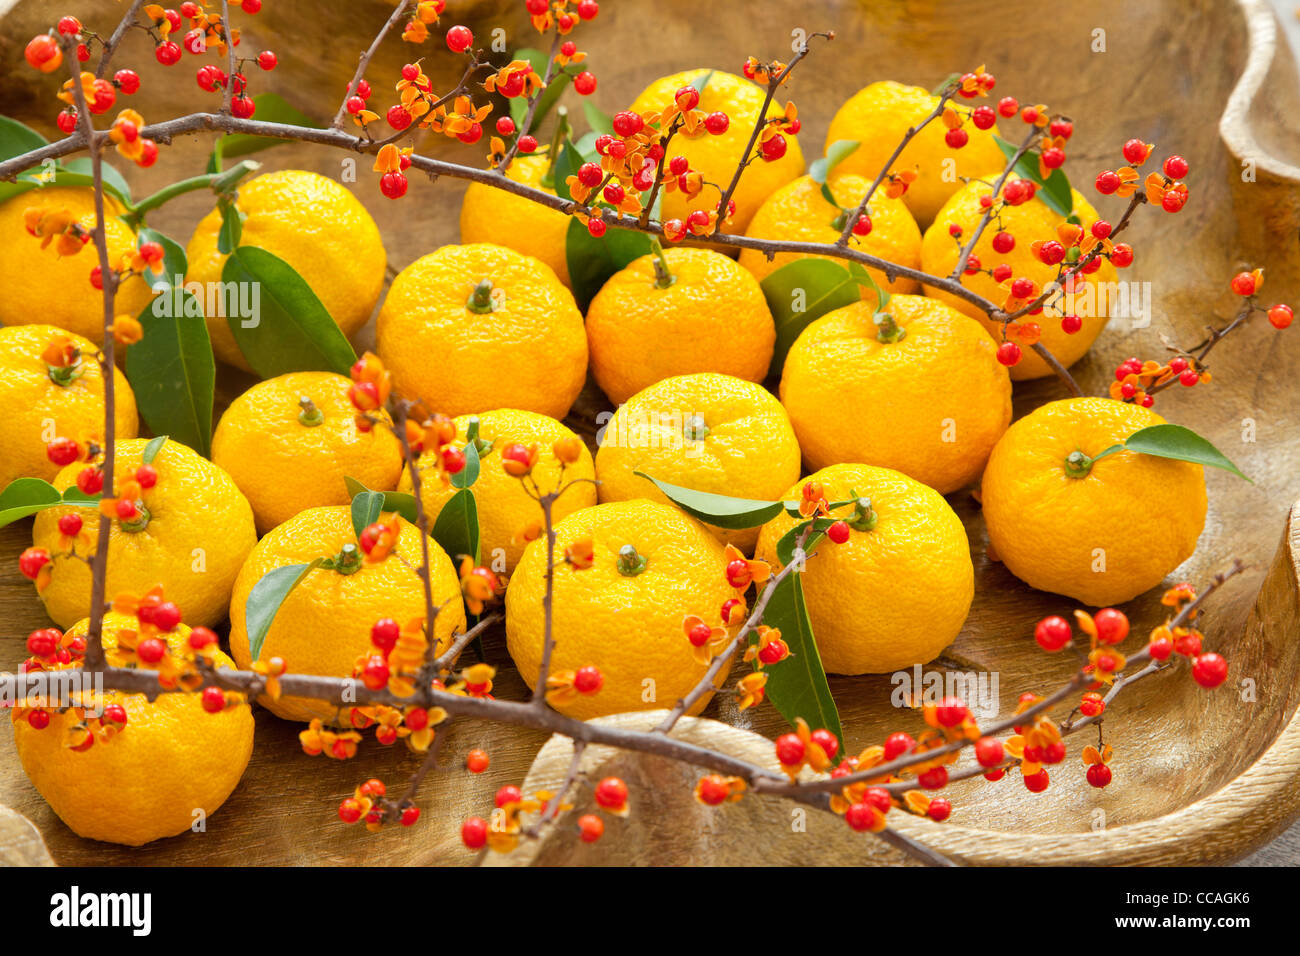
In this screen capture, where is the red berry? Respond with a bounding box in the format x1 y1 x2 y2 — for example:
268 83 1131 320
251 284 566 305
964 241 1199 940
181 2 201 17
76 466 103 494
152 601 182 631
603 182 625 205
944 127 968 149
1041 147 1065 169
926 798 952 822
400 806 421 827
517 134 538 153
573 71 597 95
370 617 400 652
577 0 600 18
992 263 1013 282
231 95 256 119
495 784 522 808
461 816 488 848
1049 120 1073 139
760 134 787 162
1037 240 1065 265
1080 692 1105 718
137 637 167 664
697 776 729 806
201 686 226 713
577 162 603 188
1179 369 1199 387
1174 631 1203 657
686 622 712 647
26 627 60 657
401 63 419 81
155 41 182 65
1231 271 1258 296
25 34 64 73
1035 615 1072 651
918 766 948 790
1087 764 1112 788
826 520 850 544
844 802 878 832
346 95 365 115
996 341 1022 366
1060 314 1082 334
775 733 805 766
963 253 981 274
1163 155 1189 179
883 732 914 761
1161 190 1186 213
361 656 390 690
704 111 730 135
1041 741 1067 765
257 51 277 71
380 171 408 199
182 29 205 55
494 116 516 136
971 106 996 130
387 105 412 130
594 776 628 810
757 640 787 665
57 16 82 35
57 513 83 537
1122 138 1148 164
1095 170 1121 194
26 709 50 730
997 96 1018 118
934 697 968 728
673 86 700 112
115 498 138 520
1020 106 1040 124
1110 243 1134 267
440 446 466 475
465 748 490 773
241 0 262 11
975 737 1004 768
445 25 473 53
1023 769 1050 793
577 814 604 842
574 666 603 694
1267 304 1293 329
587 217 606 238
47 437 80 466
984 768 1005 781
992 231 1015 254
810 729 839 760
852 214 872 237
188 627 217 650
1192 652 1228 689
1093 607 1129 645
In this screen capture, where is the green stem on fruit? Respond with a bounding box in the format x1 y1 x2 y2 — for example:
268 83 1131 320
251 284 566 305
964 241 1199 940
650 239 676 289
616 544 648 577
119 160 259 227
466 278 500 314
297 396 324 427
874 310 906 344
326 543 363 575
682 414 709 442
845 494 878 531
117 503 150 534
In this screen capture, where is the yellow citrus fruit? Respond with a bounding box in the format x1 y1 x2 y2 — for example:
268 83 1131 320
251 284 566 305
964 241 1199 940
981 397 1207 606
585 247 774 405
399 408 596 573
185 170 386 371
212 371 404 535
460 155 570 286
377 243 587 419
920 176 1117 380
739 173 921 300
33 438 256 629
0 187 154 343
506 499 734 720
0 324 138 491
628 69 805 232
12 612 254 846
825 81 1005 226
779 294 1011 493
756 464 973 674
228 505 466 723
596 373 801 552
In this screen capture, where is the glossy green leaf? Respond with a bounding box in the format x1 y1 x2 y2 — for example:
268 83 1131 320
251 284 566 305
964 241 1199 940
0 116 48 161
760 259 862 376
450 420 481 490
550 142 585 202
432 488 480 566
350 490 386 539
344 476 418 523
221 245 357 378
246 559 323 660
136 226 188 292
759 574 843 745
211 93 321 164
1122 424 1250 481
691 70 714 94
583 102 613 137
565 216 654 311
124 291 215 457
635 472 784 529
62 157 133 203
993 135 1072 218
141 435 169 465
0 478 63 529
810 139 859 184
216 200 243 255
774 516 837 566
513 49 573 134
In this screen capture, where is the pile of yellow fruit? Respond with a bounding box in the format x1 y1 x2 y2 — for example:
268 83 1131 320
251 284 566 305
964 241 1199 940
0 70 1208 847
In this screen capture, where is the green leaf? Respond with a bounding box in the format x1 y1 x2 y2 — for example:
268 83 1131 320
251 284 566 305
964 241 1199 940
810 139 858 184
690 70 714 95
62 157 132 203
221 245 358 378
760 574 843 745
0 116 48 162
993 135 1072 218
450 422 481 490
774 516 836 566
432 488 480 566
246 559 323 660
0 477 63 529
1122 424 1251 481
582 101 613 137
550 142 585 202
350 490 386 538
635 472 784 529
216 200 243 255
344 476 418 523
141 435 168 465
136 226 188 292
930 72 962 96
124 291 215 457
0 163 134 207
847 262 890 311
211 93 321 163
514 48 573 135
760 259 862 376
565 216 654 311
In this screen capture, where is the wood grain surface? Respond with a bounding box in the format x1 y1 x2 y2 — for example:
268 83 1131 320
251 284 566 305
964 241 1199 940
0 0 1298 866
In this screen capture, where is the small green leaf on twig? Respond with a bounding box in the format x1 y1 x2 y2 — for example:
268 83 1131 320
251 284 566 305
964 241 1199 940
810 139 859 184
635 472 784 529
141 435 168 465
246 559 323 660
344 477 418 523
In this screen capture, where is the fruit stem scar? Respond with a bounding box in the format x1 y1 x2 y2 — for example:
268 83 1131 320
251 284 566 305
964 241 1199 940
616 543 648 576
297 396 324 427
1064 450 1093 478
466 278 501 314
117 503 151 534
650 239 676 289
874 310 906 344
683 414 709 442
328 543 364 575
845 494 878 531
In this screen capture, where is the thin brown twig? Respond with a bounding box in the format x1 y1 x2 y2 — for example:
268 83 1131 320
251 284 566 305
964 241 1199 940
332 0 412 129
94 0 147 79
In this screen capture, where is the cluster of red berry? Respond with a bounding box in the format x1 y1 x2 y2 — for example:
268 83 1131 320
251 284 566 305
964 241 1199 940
460 774 623 850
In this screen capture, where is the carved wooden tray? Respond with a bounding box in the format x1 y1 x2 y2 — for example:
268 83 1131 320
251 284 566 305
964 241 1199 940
1 0 1298 866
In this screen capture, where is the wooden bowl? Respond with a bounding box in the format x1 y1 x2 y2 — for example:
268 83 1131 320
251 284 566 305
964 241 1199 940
1 0 1298 865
